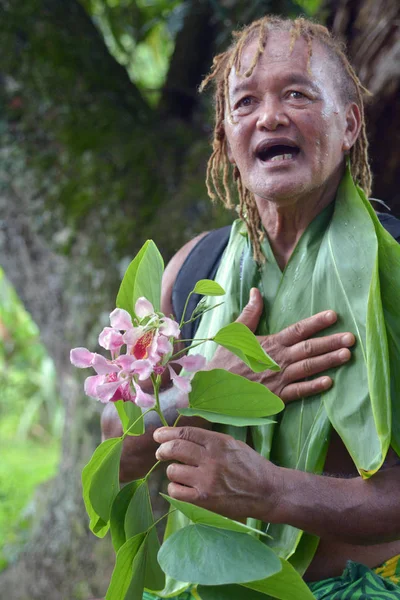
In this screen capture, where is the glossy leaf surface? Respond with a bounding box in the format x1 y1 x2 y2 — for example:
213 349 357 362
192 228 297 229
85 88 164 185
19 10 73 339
105 532 146 600
161 494 271 539
114 399 144 435
213 322 279 372
188 369 284 418
192 279 225 296
178 407 275 427
116 240 164 316
197 584 269 600
158 524 281 585
82 437 122 536
243 558 316 599
110 480 143 552
89 438 123 524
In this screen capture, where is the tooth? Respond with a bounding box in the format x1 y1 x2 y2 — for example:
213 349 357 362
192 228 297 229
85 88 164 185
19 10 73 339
270 153 293 162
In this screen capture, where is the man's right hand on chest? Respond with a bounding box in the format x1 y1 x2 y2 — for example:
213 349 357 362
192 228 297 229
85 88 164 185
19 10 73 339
208 287 356 403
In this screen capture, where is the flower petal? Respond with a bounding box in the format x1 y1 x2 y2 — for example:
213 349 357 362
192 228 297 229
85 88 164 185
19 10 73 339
110 308 133 331
70 347 94 368
98 327 124 351
172 354 206 373
84 374 105 398
133 359 154 381
155 335 172 357
135 297 154 319
117 354 138 372
168 366 192 393
123 326 142 347
133 382 156 408
96 380 123 403
160 317 180 338
92 353 120 375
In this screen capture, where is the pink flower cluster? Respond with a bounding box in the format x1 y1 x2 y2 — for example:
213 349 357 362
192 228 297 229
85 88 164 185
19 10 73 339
70 298 205 409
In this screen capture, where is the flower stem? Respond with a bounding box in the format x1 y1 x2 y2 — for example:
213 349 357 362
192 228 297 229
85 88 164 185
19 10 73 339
152 374 169 427
145 459 161 480
179 291 193 328
170 340 209 361
172 413 182 428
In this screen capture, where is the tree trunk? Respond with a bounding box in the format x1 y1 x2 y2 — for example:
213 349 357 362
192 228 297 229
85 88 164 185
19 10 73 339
327 0 400 213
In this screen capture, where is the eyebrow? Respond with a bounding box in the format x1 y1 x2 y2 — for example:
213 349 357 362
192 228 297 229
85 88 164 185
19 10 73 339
230 73 320 96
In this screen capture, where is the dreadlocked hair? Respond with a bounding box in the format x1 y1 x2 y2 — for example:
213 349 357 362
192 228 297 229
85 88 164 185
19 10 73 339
200 16 372 263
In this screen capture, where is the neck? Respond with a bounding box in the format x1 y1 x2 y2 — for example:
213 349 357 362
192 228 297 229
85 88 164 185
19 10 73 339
254 170 343 270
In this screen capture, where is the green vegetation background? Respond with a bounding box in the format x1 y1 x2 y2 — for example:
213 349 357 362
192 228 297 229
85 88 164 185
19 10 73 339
0 0 398 597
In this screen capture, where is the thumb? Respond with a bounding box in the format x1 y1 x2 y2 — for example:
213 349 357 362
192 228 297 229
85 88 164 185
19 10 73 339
236 288 263 332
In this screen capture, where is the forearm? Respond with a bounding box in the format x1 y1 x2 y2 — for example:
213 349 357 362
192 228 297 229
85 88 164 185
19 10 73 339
261 464 400 545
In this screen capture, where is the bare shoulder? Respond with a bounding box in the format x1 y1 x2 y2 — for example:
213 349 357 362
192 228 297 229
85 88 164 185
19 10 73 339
161 232 209 317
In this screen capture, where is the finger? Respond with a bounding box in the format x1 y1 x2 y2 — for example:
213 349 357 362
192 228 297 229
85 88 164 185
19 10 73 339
154 426 208 446
155 439 203 466
285 348 351 381
166 463 198 486
235 287 263 333
290 332 355 362
281 376 332 403
168 482 199 504
278 311 337 347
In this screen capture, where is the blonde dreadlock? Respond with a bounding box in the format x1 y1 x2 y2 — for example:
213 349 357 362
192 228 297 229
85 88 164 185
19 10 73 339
200 16 372 263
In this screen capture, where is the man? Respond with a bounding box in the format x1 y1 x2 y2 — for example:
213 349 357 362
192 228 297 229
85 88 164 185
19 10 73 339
102 16 400 599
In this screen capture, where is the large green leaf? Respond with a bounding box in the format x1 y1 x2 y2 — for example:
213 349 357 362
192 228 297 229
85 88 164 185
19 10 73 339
161 495 271 539
144 526 166 593
105 532 146 600
125 480 153 538
178 408 275 427
193 279 225 296
213 323 279 372
110 480 144 552
158 525 281 585
197 584 269 600
82 437 122 536
88 438 123 525
243 558 316 600
356 188 400 458
124 479 165 591
188 369 284 418
116 240 164 317
114 399 144 435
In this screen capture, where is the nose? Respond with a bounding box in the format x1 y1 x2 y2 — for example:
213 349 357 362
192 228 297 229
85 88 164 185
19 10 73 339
256 98 289 131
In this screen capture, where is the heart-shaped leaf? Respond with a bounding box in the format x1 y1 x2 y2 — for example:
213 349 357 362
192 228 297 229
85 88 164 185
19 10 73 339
158 525 281 585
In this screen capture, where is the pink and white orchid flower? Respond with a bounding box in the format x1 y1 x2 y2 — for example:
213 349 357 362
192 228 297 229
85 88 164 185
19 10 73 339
70 300 188 408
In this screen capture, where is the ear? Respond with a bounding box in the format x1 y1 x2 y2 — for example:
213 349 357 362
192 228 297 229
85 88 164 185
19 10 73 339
342 102 361 152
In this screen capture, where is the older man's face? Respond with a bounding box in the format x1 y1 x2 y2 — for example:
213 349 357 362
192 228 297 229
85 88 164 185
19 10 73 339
224 31 355 206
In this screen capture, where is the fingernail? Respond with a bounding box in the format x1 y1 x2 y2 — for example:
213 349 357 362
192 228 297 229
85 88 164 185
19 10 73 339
153 428 166 442
321 377 331 389
249 288 257 305
341 333 354 345
325 311 336 323
338 349 350 360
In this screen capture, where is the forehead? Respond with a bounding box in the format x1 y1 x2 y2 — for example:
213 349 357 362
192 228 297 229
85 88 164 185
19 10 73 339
229 30 335 93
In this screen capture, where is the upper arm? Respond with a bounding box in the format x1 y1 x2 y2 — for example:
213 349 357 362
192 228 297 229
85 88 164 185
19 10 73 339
161 232 209 318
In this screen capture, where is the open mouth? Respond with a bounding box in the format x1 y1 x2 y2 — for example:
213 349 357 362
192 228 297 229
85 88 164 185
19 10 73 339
256 144 300 163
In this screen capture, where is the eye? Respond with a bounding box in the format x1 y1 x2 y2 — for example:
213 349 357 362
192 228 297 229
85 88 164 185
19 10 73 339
288 90 306 100
235 96 253 108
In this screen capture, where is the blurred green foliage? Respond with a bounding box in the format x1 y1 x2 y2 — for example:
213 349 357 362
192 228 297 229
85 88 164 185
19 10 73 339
80 0 183 104
0 269 63 570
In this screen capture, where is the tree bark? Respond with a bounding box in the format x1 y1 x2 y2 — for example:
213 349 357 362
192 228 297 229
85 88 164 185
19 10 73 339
327 0 400 213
